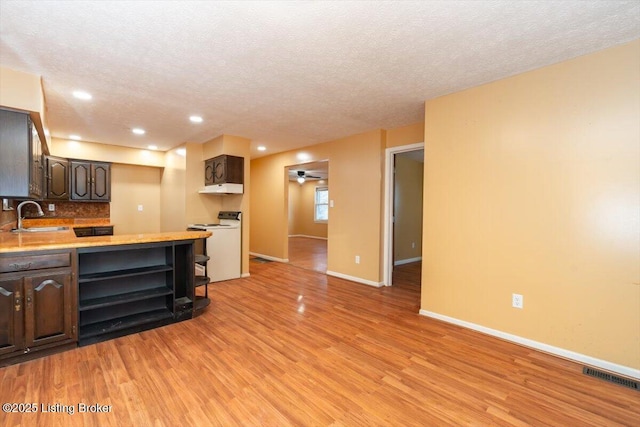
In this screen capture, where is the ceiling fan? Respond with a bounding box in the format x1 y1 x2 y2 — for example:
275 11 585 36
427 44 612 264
296 170 321 183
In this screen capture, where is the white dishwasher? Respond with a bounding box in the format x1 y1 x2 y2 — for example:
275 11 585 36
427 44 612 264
188 211 241 282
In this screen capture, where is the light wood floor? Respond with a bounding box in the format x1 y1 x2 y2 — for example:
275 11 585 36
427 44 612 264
288 236 327 272
1 260 638 426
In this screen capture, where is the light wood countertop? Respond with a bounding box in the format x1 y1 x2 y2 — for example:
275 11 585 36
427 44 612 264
0 229 211 253
22 218 113 228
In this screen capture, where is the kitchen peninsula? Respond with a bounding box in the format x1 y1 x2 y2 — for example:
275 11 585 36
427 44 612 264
0 228 211 366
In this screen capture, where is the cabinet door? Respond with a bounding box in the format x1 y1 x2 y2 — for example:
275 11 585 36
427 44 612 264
46 156 69 200
0 278 24 356
23 272 75 348
212 155 243 184
30 123 43 199
225 155 244 184
93 226 114 236
204 158 215 185
91 162 110 201
213 155 226 184
0 109 30 198
70 161 91 200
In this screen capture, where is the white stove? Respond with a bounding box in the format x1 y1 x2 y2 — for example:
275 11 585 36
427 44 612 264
188 211 241 282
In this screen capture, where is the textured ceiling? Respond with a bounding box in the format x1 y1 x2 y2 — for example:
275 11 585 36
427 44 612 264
1 1 639 158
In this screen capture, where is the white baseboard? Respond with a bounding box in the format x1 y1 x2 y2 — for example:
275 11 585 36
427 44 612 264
394 256 422 266
249 252 289 263
241 273 250 278
419 310 640 380
288 234 328 240
326 270 384 288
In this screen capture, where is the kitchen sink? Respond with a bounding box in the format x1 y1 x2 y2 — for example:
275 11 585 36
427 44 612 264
11 226 70 233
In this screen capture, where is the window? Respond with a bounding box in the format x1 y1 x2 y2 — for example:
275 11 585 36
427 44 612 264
314 186 329 223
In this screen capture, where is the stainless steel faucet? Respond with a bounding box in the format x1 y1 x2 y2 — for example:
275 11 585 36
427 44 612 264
17 201 44 230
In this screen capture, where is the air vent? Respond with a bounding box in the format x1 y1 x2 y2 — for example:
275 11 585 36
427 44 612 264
583 367 639 391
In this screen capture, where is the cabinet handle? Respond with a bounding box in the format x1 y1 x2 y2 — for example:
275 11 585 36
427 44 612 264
14 291 21 312
9 262 32 271
26 289 32 308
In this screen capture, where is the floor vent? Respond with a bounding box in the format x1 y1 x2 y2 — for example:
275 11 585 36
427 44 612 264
583 367 639 391
251 257 273 264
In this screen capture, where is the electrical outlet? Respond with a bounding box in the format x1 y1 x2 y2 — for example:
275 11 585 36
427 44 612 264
512 293 523 309
48 203 55 212
137 204 144 212
355 255 360 264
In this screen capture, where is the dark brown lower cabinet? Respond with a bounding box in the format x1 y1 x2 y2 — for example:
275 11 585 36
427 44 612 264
0 250 77 366
73 226 114 237
0 277 23 356
0 240 199 365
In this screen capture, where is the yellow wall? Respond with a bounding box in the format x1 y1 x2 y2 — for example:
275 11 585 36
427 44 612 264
394 155 423 263
160 145 188 232
0 67 42 113
110 163 161 234
0 67 50 148
51 138 165 167
184 141 222 225
251 129 384 283
287 181 299 236
422 40 640 369
288 180 329 238
386 122 425 148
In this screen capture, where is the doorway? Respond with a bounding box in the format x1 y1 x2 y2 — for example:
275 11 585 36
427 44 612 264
286 161 329 273
383 143 424 287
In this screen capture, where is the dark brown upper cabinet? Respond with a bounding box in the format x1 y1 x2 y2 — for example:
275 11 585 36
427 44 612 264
70 160 111 201
204 155 244 185
0 108 43 199
45 155 69 200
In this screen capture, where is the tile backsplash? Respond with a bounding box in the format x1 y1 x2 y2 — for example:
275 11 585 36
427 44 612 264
0 209 15 232
0 200 110 231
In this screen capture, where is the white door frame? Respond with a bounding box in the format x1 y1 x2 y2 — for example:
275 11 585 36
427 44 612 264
383 142 425 286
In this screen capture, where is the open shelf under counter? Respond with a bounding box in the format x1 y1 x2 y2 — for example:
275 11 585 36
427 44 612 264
79 286 174 311
79 309 174 341
76 240 197 345
78 264 173 283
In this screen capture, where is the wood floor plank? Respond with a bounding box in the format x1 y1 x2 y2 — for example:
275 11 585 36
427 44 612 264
288 236 327 272
1 260 638 426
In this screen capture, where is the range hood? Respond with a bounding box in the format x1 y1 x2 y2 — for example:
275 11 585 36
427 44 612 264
199 183 244 194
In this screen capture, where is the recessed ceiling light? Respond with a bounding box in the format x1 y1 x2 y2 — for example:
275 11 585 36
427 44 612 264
132 128 145 135
257 146 266 151
69 134 81 140
189 115 203 123
72 90 92 100
148 145 158 150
